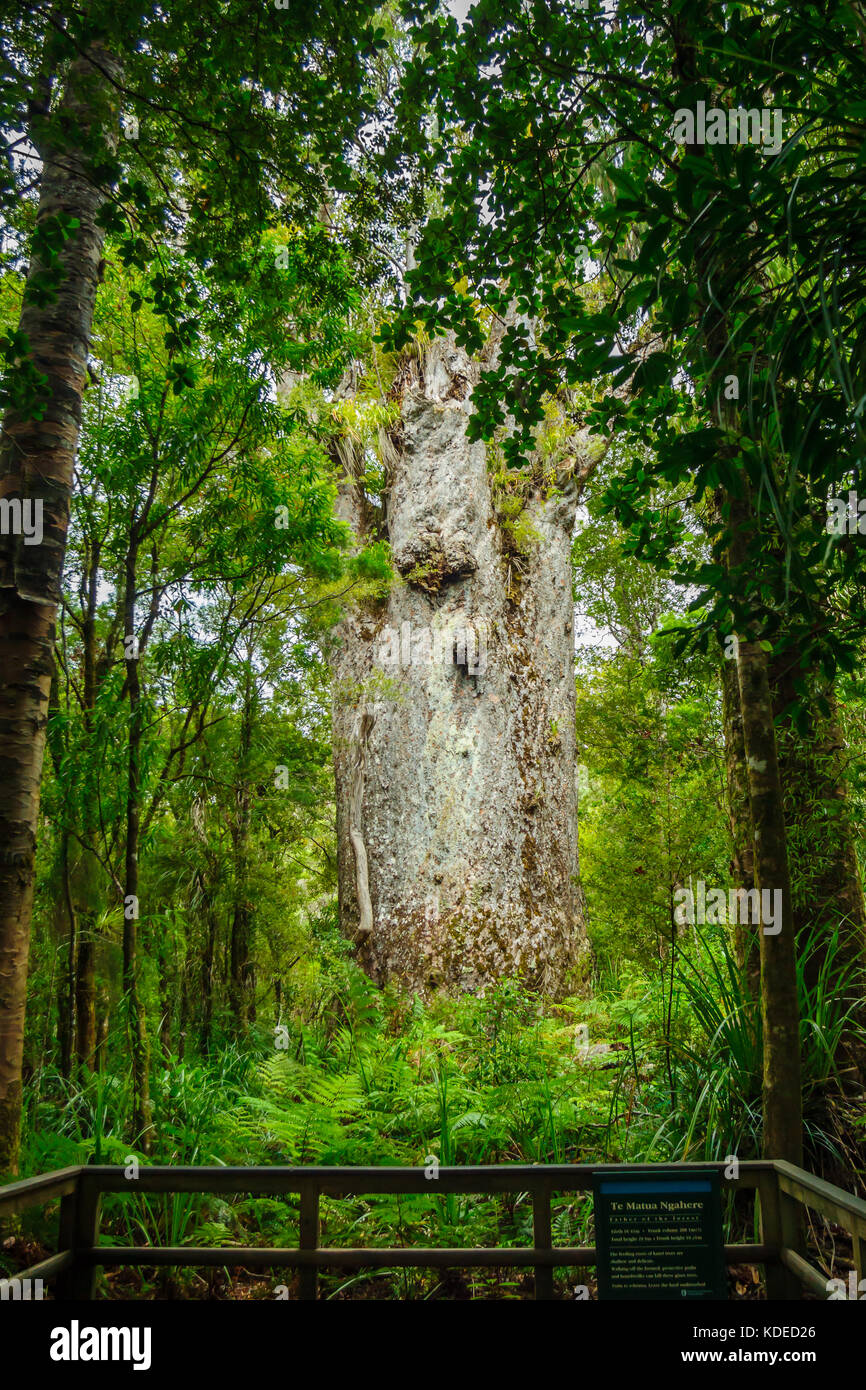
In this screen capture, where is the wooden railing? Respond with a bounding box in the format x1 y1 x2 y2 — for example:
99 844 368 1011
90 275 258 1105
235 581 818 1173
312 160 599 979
1 1160 864 1300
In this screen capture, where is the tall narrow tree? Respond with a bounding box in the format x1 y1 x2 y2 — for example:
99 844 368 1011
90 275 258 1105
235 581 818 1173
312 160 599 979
0 44 120 1173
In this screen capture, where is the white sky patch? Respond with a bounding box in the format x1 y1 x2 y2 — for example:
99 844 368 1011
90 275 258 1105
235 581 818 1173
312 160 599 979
445 0 475 26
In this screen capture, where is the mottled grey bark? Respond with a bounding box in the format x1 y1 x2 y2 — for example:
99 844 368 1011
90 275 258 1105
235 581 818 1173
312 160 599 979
329 340 591 997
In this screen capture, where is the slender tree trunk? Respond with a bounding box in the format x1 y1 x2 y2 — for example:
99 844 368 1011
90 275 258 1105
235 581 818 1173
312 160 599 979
229 664 255 1031
670 0 802 1165
720 652 759 994
123 540 152 1150
94 981 109 1072
70 546 104 1076
200 896 217 1056
159 969 173 1056
725 487 803 1166
56 929 74 1081
178 961 189 1061
47 667 77 1076
0 45 120 1173
74 922 97 1073
229 892 254 1029
57 826 77 1080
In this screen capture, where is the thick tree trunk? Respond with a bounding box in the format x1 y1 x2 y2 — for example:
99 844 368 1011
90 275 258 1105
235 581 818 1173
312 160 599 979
123 544 153 1150
330 340 590 997
771 647 866 1081
0 46 120 1173
735 635 802 1165
717 472 802 1166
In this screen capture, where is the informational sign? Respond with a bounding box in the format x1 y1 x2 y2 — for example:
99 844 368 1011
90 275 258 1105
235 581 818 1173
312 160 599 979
592 1170 727 1300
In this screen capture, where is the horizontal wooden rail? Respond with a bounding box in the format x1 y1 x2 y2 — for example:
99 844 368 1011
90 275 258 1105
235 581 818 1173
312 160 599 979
8 1249 74 1286
781 1247 834 1299
774 1159 866 1294
95 1244 597 1269
0 1165 79 1217
65 1160 770 1196
85 1240 775 1270
0 1159 860 1300
775 1161 866 1239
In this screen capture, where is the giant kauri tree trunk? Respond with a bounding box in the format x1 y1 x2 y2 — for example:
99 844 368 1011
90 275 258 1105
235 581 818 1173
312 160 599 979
329 339 591 997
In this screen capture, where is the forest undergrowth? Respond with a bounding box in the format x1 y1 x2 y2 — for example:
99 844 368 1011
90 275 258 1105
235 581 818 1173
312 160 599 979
5 913 862 1300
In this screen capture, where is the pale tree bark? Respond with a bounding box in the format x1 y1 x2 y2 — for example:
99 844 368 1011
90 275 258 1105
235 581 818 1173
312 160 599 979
0 46 120 1174
329 338 592 997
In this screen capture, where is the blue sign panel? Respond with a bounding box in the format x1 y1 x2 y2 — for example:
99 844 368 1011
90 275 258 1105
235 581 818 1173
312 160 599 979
592 1169 727 1300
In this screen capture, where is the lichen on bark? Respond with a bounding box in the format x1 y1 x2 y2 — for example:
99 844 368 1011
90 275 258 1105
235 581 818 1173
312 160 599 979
328 337 592 998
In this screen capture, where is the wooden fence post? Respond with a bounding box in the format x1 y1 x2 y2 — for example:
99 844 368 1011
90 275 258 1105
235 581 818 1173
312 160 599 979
55 1171 101 1301
852 1224 866 1299
298 1185 319 1301
533 1182 554 1300
759 1168 801 1300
